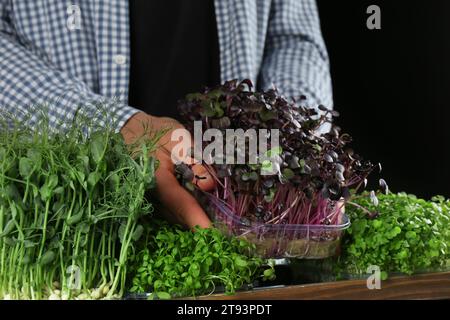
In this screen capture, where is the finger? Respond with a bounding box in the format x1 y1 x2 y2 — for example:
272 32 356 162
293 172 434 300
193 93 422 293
192 164 216 191
159 139 217 192
155 167 212 229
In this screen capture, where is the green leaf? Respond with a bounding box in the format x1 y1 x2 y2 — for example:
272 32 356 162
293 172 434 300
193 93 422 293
23 240 38 248
39 185 52 202
3 237 16 246
26 148 42 163
39 250 56 266
53 186 65 195
0 220 15 238
299 159 306 168
214 102 224 118
87 171 101 190
108 172 120 191
282 168 295 180
189 263 200 277
242 172 258 182
10 204 17 220
390 226 402 238
155 292 171 300
19 157 34 178
372 220 383 229
67 210 84 226
261 160 273 172
132 225 144 242
263 268 275 280
234 257 248 267
118 224 126 244
396 250 408 260
130 286 139 293
405 231 417 239
90 134 106 164
48 174 59 190
207 89 223 99
4 184 20 201
265 146 282 158
78 222 90 234
153 280 163 290
200 101 217 117
75 169 86 185
77 155 90 171
264 188 276 203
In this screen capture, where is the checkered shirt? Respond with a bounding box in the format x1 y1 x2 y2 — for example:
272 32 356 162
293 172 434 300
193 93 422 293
0 0 332 132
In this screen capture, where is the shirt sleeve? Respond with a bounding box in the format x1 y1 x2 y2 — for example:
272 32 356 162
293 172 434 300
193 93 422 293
259 0 333 110
0 1 139 132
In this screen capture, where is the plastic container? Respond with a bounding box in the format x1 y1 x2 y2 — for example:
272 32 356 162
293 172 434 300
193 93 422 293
201 192 351 259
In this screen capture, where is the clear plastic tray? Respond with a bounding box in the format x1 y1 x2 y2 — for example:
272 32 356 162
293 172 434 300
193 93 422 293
201 192 351 259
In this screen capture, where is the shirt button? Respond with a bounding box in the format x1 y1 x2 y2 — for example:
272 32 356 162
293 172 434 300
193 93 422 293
113 54 127 65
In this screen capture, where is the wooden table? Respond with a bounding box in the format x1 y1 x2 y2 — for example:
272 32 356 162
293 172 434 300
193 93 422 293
198 271 450 300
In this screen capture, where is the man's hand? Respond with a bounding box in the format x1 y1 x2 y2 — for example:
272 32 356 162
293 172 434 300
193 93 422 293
121 112 214 229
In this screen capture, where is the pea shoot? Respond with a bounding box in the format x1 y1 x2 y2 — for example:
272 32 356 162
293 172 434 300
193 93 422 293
0 111 158 299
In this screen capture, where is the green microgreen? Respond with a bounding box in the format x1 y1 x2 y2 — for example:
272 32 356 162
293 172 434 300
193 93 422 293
339 192 450 277
128 220 275 299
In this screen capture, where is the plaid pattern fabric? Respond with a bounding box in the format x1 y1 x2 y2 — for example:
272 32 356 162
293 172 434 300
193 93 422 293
0 0 332 132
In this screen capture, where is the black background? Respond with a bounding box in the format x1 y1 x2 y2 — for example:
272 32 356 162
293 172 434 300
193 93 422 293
0 300 438 319
317 0 450 198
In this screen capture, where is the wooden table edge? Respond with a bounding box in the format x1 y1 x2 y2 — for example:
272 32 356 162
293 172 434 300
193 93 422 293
191 271 450 300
